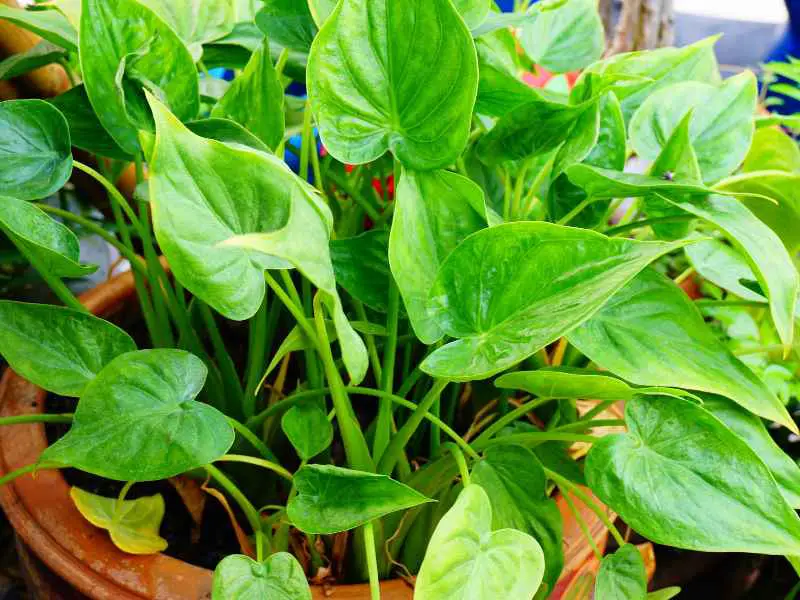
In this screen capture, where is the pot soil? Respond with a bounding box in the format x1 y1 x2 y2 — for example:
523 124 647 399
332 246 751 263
0 272 611 599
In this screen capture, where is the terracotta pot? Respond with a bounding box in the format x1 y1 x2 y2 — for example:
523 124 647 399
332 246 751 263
0 273 610 599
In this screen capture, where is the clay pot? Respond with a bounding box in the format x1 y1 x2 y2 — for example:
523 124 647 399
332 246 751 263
0 272 609 599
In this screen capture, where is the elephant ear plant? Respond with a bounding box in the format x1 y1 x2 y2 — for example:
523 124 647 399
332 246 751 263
1 0 800 598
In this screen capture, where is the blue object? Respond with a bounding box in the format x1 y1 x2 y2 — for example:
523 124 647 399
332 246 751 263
765 0 800 114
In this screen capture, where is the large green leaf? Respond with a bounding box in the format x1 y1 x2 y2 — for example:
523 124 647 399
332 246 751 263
0 5 77 51
571 36 721 122
420 222 684 381
519 0 604 73
595 544 647 600
453 0 491 29
330 230 391 313
564 164 716 198
211 38 284 150
0 41 66 81
48 86 132 160
287 465 432 534
281 403 333 461
0 195 95 278
0 100 72 201
71 487 168 555
471 445 563 590
390 169 487 344
685 238 765 302
656 192 798 349
586 394 800 555
80 0 199 155
742 127 800 174
701 394 800 509
0 301 135 397
137 0 235 60
415 484 545 600
629 72 757 183
496 369 639 401
307 0 478 170
568 269 794 430
42 350 235 481
212 553 311 600
256 0 318 53
147 94 367 384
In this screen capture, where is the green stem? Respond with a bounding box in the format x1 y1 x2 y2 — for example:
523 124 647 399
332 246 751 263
604 215 694 237
216 454 294 482
73 161 143 233
0 414 73 426
198 302 243 412
374 283 400 458
377 378 449 475
474 396 556 446
475 431 599 451
354 300 382 383
363 522 381 600
442 442 471 486
227 417 277 462
0 462 62 488
556 197 594 226
265 273 319 352
326 170 382 223
560 488 602 561
206 464 266 561
15 242 86 313
244 295 269 409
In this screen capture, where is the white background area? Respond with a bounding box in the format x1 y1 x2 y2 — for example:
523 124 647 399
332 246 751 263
675 0 788 24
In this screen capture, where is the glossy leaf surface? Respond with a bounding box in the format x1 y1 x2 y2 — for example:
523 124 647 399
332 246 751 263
565 164 715 198
307 0 479 169
71 487 168 555
0 5 77 51
415 484 545 600
685 238 764 302
212 552 311 600
586 395 800 555
0 41 66 81
742 127 800 173
0 100 72 201
256 0 317 53
453 0 491 29
138 0 235 60
568 269 793 429
0 301 135 397
420 222 683 381
287 465 431 534
42 350 234 481
595 544 647 600
331 230 391 313
281 403 333 460
496 369 638 401
186 118 270 153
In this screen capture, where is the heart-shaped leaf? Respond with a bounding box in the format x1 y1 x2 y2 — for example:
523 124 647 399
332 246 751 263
629 72 757 182
0 196 96 278
147 94 367 384
0 5 77 51
281 403 333 461
595 544 647 600
70 487 167 555
415 484 545 600
471 445 563 590
390 169 488 344
0 100 72 201
568 269 794 430
331 230 391 313
420 222 685 381
80 0 199 155
586 395 800 555
211 38 284 150
307 0 478 170
42 349 235 481
287 465 432 534
256 0 318 53
212 552 311 600
520 0 604 74
0 301 135 397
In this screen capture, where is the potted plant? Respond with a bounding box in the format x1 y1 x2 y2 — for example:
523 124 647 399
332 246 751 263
0 0 799 598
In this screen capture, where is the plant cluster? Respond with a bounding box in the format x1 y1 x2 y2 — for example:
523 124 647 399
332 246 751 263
0 0 799 599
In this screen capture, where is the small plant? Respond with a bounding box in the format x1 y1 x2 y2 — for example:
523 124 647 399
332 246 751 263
0 0 799 598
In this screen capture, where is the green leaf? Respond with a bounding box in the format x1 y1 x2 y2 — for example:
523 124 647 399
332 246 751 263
420 222 684 381
212 552 312 600
742 127 800 174
307 0 479 170
0 301 135 397
565 164 716 199
48 85 133 160
390 169 488 344
572 36 721 122
520 0 604 73
685 238 765 302
80 0 199 155
595 544 647 600
287 465 432 534
0 41 66 81
0 100 72 201
648 588 682 600
0 5 77 51
330 230 391 313
415 484 545 600
586 394 800 555
307 0 336 28
137 0 235 61
496 369 637 401
211 38 284 150
656 192 799 349
256 0 318 53
568 269 794 430
453 0 491 29
186 118 271 153
471 445 563 590
476 95 596 165
147 94 367 384
475 63 539 118
701 393 800 509
42 349 235 481
629 72 757 183
70 487 167 555
281 403 333 461
0 195 95 278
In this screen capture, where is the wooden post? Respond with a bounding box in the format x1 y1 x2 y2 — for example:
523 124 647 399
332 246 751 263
605 0 675 55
